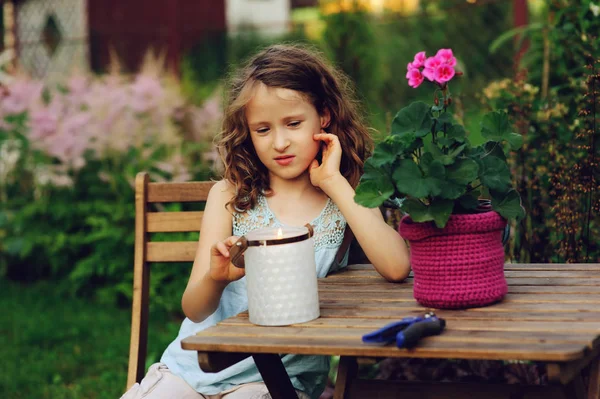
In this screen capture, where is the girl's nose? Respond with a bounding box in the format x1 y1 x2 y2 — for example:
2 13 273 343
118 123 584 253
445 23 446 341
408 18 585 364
272 131 290 152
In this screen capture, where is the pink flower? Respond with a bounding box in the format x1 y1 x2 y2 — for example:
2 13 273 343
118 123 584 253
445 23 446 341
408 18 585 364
422 56 443 82
65 75 89 108
406 69 424 88
422 67 436 82
29 107 59 140
130 75 163 113
434 64 456 83
424 56 443 70
435 49 457 67
1 79 43 115
412 51 426 68
406 62 417 78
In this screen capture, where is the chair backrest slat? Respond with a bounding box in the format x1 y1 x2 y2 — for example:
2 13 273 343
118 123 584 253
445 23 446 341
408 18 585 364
146 241 199 262
126 173 215 393
147 181 214 203
146 211 204 233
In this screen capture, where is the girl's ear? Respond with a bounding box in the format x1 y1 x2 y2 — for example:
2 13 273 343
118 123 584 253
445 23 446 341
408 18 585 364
320 109 331 130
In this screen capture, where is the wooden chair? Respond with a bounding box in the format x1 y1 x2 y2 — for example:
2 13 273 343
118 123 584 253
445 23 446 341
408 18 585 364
126 172 367 394
126 172 215 390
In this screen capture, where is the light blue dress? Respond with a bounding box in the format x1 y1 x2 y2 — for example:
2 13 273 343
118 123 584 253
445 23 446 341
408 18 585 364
160 195 348 399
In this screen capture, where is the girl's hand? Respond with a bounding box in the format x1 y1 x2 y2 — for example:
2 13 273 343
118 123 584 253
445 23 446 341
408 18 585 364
209 236 246 283
310 131 343 189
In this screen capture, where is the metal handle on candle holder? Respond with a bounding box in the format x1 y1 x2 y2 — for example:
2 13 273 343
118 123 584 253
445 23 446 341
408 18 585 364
230 223 314 268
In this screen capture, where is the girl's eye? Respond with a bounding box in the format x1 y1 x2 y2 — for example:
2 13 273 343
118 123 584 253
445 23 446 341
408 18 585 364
256 128 269 134
289 121 301 128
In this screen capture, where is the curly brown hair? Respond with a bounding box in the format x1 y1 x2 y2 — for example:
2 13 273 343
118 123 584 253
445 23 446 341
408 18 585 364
216 43 373 212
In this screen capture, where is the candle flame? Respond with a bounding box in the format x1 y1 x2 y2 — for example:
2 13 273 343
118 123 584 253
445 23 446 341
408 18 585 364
276 228 283 239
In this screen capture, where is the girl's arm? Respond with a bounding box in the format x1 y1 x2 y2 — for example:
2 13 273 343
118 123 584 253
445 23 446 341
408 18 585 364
181 180 245 322
311 133 410 282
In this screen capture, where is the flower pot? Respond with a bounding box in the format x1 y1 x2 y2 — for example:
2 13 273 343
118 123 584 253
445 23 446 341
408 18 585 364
399 211 508 309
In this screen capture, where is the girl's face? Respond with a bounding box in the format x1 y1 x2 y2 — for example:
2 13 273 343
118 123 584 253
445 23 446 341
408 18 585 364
245 83 329 182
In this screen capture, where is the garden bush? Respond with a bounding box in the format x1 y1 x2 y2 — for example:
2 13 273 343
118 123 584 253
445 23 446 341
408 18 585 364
483 0 599 263
0 56 220 312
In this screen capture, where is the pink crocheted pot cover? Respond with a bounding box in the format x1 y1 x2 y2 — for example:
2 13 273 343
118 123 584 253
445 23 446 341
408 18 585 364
399 212 508 309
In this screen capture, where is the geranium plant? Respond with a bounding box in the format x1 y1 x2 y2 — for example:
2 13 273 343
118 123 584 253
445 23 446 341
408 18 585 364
355 49 525 228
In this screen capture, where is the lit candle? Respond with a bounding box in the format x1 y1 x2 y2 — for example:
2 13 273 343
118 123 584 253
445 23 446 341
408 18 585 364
240 225 320 326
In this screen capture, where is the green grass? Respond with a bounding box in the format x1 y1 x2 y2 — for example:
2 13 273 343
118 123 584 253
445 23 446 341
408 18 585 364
0 279 181 399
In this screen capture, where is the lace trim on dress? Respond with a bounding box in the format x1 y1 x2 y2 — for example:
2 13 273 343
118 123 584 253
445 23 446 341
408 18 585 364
233 195 346 251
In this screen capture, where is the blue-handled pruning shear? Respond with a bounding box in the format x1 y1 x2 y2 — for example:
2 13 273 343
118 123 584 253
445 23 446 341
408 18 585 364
362 312 446 348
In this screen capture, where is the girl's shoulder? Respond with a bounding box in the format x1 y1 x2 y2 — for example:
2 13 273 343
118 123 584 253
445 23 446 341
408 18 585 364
211 178 236 193
208 179 236 208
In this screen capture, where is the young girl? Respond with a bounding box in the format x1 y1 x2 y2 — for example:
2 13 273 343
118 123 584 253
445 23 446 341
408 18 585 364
122 44 410 399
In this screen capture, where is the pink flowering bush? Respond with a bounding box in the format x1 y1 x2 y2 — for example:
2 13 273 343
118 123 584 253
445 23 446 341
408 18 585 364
0 61 221 310
356 49 525 228
0 71 194 191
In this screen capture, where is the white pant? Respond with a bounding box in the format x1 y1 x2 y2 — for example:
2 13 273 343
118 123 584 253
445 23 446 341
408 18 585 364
121 363 311 399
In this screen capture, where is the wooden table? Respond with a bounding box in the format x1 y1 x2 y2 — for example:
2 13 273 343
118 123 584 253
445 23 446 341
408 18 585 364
181 264 600 399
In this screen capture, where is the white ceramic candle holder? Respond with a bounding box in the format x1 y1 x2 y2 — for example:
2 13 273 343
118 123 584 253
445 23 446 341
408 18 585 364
230 224 320 326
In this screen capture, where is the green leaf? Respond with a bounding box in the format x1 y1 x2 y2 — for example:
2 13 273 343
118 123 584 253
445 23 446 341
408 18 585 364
430 143 467 165
480 111 523 150
506 133 524 150
430 199 455 228
354 179 395 208
426 160 446 197
481 111 513 141
489 22 544 54
391 102 433 138
447 124 467 143
436 113 454 126
437 137 454 147
393 132 423 153
402 198 454 228
446 158 479 185
491 189 525 221
457 192 481 211
392 159 430 198
360 157 386 182
478 155 512 192
438 183 465 200
369 141 400 167
400 198 433 223
481 142 506 161
419 153 434 174
430 158 479 200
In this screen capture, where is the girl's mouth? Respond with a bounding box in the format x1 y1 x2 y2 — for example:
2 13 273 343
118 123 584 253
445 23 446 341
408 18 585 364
274 155 295 166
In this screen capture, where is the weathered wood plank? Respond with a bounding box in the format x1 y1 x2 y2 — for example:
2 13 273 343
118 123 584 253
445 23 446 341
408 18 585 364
318 282 600 294
181 334 587 361
219 317 600 334
146 241 197 262
345 264 600 272
197 325 598 348
322 276 600 286
318 300 600 313
504 263 600 272
503 271 599 278
311 308 600 321
146 211 203 233
318 291 600 304
147 181 214 203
